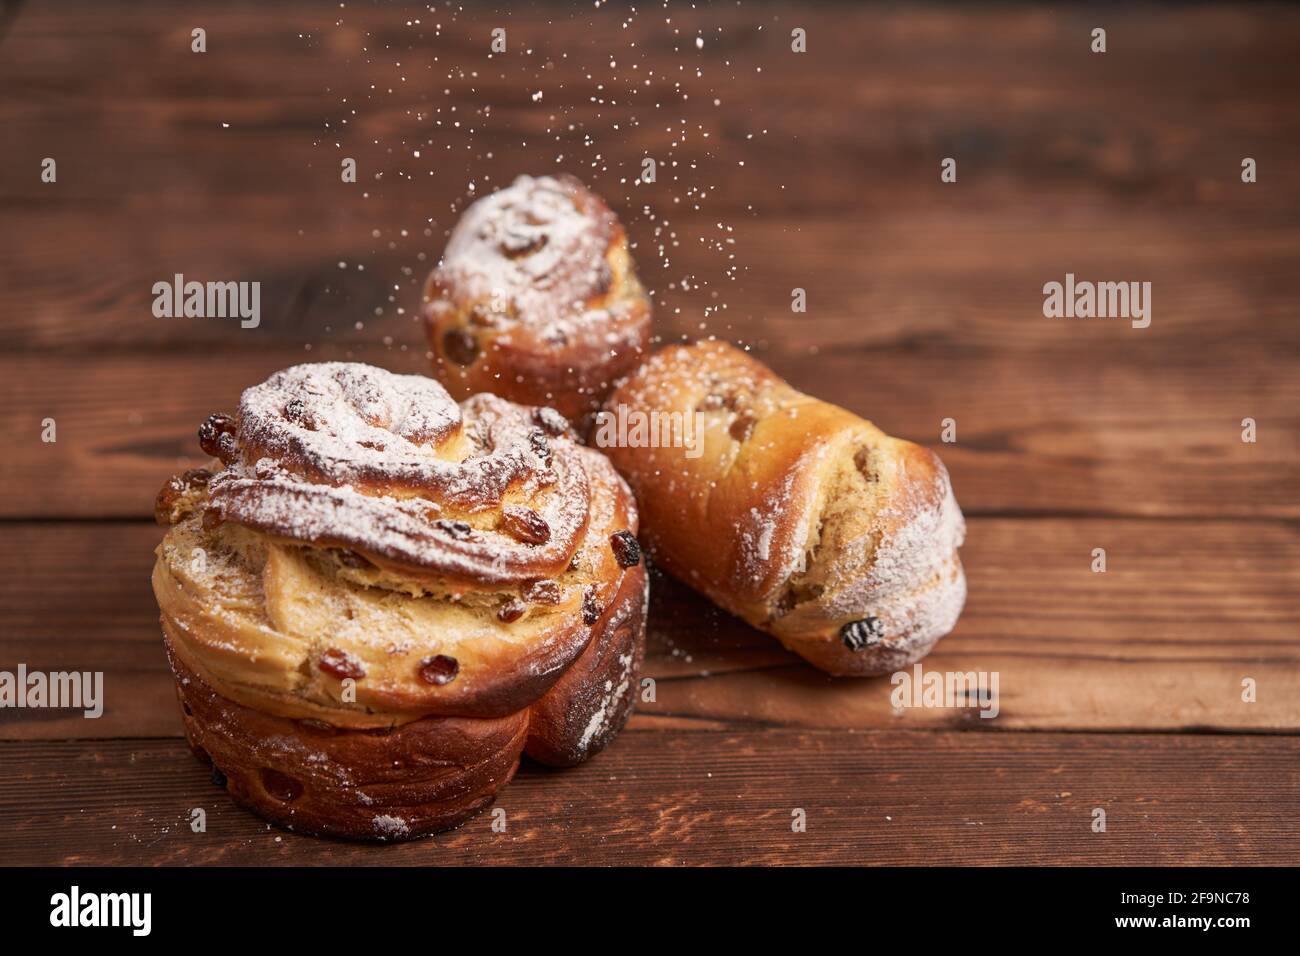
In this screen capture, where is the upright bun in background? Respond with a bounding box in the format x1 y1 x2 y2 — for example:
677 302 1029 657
151 363 647 841
422 174 652 423
601 341 965 676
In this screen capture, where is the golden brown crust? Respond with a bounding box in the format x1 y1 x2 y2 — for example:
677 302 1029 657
525 562 648 767
153 362 648 840
170 641 529 841
601 341 966 676
167 564 646 843
422 174 652 421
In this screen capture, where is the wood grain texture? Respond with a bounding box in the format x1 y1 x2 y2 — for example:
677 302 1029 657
2 3 1299 359
1 732 1295 866
3 350 1296 520
3 518 1295 740
1 0 1297 865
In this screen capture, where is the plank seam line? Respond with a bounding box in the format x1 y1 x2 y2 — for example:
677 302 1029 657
4 725 1299 744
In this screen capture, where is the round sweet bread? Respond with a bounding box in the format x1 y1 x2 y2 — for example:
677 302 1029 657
422 174 652 423
152 362 647 840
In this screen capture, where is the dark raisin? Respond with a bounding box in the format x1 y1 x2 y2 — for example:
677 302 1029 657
729 414 756 443
181 468 213 487
154 469 213 525
337 549 372 569
582 585 602 625
499 229 547 258
501 505 550 545
198 412 239 464
609 530 641 568
200 508 222 531
436 519 473 540
418 654 460 685
528 429 551 463
318 647 366 680
498 598 527 623
284 398 312 426
523 579 562 604
210 766 227 789
854 447 880 484
260 768 302 802
442 327 480 366
531 406 571 437
197 412 235 456
840 617 885 651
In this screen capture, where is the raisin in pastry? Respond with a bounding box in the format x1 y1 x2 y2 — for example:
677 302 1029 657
152 362 647 840
601 341 965 676
422 174 652 422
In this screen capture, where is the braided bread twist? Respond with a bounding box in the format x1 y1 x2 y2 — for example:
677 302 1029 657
601 341 964 676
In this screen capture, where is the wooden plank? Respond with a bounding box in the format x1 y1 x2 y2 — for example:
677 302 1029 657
5 4 1298 212
0 0 1295 870
1 732 1295 865
3 207 1298 359
3 350 1295 520
2 4 1299 355
3 518 1295 740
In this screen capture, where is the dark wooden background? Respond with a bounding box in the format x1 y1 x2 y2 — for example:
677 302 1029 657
1 1 1297 865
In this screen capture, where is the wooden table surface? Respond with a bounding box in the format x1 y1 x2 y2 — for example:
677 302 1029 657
1 1 1297 865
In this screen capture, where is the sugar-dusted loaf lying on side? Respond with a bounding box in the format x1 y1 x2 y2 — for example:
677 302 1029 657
601 341 965 676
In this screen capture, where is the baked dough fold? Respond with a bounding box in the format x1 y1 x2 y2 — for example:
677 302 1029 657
153 362 647 840
602 341 964 676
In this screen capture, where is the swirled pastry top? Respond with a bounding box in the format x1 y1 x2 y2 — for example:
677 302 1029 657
202 362 592 588
422 174 652 420
431 174 625 327
152 362 643 725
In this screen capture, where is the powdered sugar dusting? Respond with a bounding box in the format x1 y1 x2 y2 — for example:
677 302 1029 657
577 650 636 753
372 814 411 839
821 466 967 645
238 363 461 486
432 174 618 331
868 464 965 597
732 455 828 598
206 362 592 584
